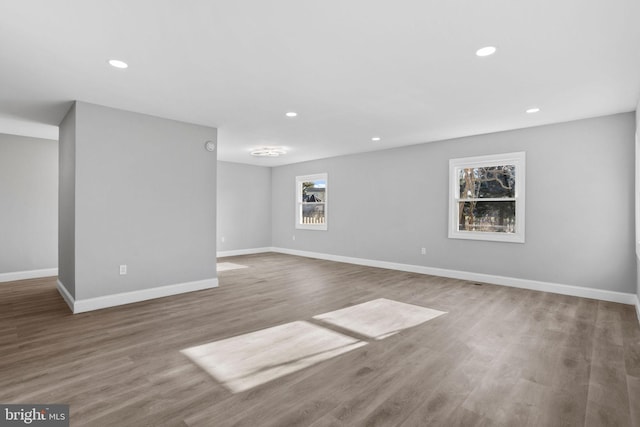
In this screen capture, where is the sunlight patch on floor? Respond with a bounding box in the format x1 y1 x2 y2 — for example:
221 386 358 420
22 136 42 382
313 298 447 340
217 262 248 272
181 321 366 393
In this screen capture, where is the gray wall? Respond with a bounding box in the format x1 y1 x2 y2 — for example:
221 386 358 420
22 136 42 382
637 106 639 304
60 101 218 300
217 161 271 253
0 133 58 274
272 113 636 294
59 105 76 295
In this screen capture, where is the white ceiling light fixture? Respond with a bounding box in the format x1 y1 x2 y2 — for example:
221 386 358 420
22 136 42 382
285 112 297 117
250 147 287 157
371 137 381 141
526 107 541 114
108 59 128 69
475 46 497 57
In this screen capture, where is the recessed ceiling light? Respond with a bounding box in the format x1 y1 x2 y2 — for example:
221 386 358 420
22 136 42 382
285 112 297 117
526 107 540 114
108 59 128 69
251 147 287 157
475 46 497 57
371 137 381 141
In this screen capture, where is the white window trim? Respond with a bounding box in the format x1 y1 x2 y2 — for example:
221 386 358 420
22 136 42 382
635 129 640 258
448 152 526 243
296 173 328 231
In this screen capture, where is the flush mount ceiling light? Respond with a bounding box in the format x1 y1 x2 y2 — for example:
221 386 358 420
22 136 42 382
250 147 287 157
371 137 381 141
475 46 497 57
285 112 298 117
526 107 541 114
108 59 128 69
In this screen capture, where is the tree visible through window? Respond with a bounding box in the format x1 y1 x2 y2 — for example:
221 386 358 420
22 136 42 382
449 152 525 242
296 173 327 230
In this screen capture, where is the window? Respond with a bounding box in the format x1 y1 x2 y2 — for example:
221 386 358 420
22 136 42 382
449 152 525 243
296 173 328 230
636 129 640 258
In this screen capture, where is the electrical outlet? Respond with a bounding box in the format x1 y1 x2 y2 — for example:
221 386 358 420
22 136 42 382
119 264 127 275
292 235 296 241
221 236 225 243
421 248 426 255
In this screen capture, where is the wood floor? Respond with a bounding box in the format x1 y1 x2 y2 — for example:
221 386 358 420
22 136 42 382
1 253 639 426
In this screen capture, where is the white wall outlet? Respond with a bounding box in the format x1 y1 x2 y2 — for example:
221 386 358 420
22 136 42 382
421 248 426 255
292 235 296 241
119 264 127 275
221 236 225 243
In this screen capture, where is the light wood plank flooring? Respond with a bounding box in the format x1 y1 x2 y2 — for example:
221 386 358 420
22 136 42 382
1 253 639 426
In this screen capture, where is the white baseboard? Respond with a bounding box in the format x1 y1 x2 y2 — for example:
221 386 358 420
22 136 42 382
217 247 272 258
0 268 58 283
635 295 640 325
56 279 75 312
57 277 218 314
270 247 638 306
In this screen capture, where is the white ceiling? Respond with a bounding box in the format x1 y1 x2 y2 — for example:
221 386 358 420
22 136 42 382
1 0 639 166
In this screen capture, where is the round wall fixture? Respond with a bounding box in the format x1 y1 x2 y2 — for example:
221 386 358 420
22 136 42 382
204 140 216 152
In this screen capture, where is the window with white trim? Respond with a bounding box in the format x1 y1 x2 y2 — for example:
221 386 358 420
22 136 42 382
296 173 327 230
449 152 525 243
636 129 640 258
